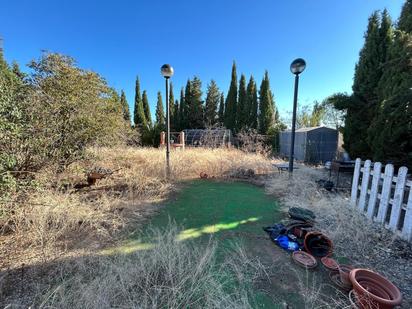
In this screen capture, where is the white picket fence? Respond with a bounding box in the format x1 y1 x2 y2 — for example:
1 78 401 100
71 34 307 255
350 158 412 242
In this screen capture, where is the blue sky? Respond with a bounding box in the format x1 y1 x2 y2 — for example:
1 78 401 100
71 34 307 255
0 0 404 120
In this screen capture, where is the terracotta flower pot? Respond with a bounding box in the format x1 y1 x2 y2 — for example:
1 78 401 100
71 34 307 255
303 231 333 257
338 264 354 287
349 268 402 309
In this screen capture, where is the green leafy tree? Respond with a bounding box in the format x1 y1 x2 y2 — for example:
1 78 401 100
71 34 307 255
187 77 204 128
120 90 131 123
155 91 165 129
246 76 258 129
258 71 276 134
224 62 238 130
296 102 325 128
218 92 225 126
204 80 220 127
237 74 247 130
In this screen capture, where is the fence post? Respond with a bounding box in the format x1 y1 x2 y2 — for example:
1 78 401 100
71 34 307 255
366 162 382 220
376 163 394 224
388 166 408 232
403 186 412 241
351 158 362 207
358 160 372 212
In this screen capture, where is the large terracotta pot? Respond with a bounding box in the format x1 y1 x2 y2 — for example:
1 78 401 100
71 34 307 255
303 231 333 257
349 269 402 309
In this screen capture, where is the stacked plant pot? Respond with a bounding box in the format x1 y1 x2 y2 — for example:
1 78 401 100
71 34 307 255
349 269 402 309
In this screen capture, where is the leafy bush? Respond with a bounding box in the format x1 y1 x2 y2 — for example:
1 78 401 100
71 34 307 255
0 52 132 183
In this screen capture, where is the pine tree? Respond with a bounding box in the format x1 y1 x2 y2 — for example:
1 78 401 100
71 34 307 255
155 91 165 128
120 90 131 123
133 76 146 127
258 71 275 134
168 82 175 130
141 90 152 126
398 0 412 33
188 76 204 128
237 74 247 130
204 80 220 127
224 62 238 130
246 76 258 129
218 92 225 126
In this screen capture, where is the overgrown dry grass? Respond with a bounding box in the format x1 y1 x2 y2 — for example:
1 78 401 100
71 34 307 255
2 147 411 308
4 224 268 308
266 164 412 307
0 146 274 307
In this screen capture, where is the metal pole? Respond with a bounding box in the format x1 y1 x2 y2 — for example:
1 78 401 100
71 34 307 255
165 77 170 178
289 74 299 174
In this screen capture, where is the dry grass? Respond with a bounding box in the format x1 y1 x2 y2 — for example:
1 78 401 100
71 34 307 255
2 224 268 308
266 163 411 307
2 147 411 307
0 147 273 285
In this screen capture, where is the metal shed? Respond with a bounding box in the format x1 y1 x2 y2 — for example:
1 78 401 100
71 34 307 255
279 126 338 163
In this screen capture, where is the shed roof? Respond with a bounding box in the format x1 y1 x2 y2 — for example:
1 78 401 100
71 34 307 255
282 126 337 133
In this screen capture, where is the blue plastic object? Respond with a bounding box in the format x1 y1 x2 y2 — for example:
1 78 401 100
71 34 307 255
275 235 299 251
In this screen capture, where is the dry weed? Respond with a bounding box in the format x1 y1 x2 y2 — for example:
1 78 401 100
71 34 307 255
3 224 268 308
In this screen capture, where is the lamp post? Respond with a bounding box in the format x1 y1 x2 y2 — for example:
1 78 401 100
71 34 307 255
161 64 174 178
289 58 306 174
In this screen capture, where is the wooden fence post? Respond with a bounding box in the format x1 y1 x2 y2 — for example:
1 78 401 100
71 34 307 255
388 166 408 232
376 163 394 224
366 162 382 220
351 158 362 207
358 160 372 212
403 187 412 241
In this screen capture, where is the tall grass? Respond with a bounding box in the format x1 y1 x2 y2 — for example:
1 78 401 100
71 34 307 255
3 224 268 308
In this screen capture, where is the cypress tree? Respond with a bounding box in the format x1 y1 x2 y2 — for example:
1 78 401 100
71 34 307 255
174 99 180 131
133 76 146 126
247 76 258 129
398 0 412 33
370 28 412 167
218 92 225 126
237 74 247 130
179 87 187 130
169 82 175 130
224 62 238 130
204 80 220 127
188 76 204 128
258 71 276 134
120 90 131 123
340 11 389 158
155 91 165 128
141 90 152 126
183 81 191 129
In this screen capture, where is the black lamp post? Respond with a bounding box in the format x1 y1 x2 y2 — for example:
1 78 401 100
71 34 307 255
161 64 174 178
289 58 306 174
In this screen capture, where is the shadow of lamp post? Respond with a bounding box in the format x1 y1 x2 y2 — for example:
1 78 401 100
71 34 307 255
161 64 174 178
289 58 306 175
